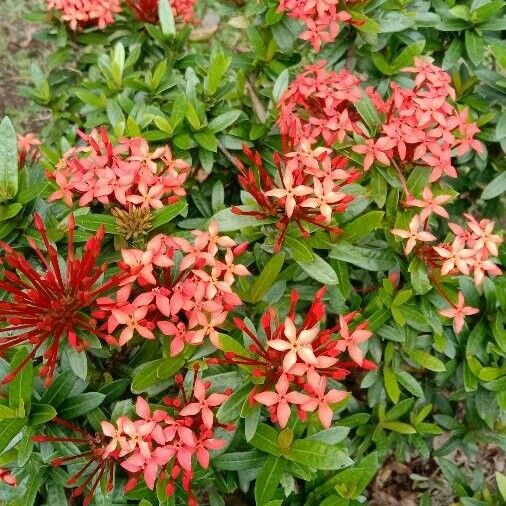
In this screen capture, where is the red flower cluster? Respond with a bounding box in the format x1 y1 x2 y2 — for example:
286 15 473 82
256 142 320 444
277 62 383 150
45 0 121 30
35 379 230 505
126 0 198 23
277 0 354 52
48 128 189 210
95 221 249 354
209 288 375 428
353 58 483 179
0 214 123 385
233 145 359 250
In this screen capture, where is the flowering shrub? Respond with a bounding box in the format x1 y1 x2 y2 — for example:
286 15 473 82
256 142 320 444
1 0 506 505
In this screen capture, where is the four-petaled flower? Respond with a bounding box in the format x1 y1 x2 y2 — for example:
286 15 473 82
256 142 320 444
254 374 309 428
391 214 436 254
267 317 319 371
439 292 479 333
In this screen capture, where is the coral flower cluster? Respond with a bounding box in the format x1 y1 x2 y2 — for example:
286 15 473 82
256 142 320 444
0 214 123 385
277 0 354 52
393 190 502 333
277 62 381 150
34 380 230 506
209 288 375 428
233 145 360 250
278 60 482 186
126 0 198 23
352 58 483 180
48 128 189 210
45 0 121 30
95 221 249 354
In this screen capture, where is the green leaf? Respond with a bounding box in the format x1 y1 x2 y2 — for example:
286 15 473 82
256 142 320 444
58 393 105 419
29 403 57 425
40 371 76 408
272 69 289 102
465 30 485 66
151 199 188 229
396 370 424 397
250 423 281 456
0 404 17 418
194 130 218 152
0 117 18 202
355 94 382 133
286 440 353 470
17 181 48 205
213 450 265 471
158 0 175 36
381 421 416 434
170 94 187 129
284 236 313 262
212 207 276 232
132 357 184 393
296 252 338 285
308 427 350 444
482 171 506 200
216 383 250 423
383 366 400 403
496 472 506 501
206 51 231 96
250 253 285 303
62 347 87 381
409 350 446 372
208 110 242 133
255 456 285 506
8 347 34 417
75 213 118 234
0 203 22 222
393 40 426 71
332 452 379 499
341 211 384 242
0 418 26 453
330 244 396 271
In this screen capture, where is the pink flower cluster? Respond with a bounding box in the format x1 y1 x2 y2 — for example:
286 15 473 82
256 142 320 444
35 380 231 505
45 0 121 30
277 0 353 52
393 191 502 333
353 58 483 180
233 145 360 250
277 62 382 150
393 208 502 287
104 387 229 502
209 288 375 429
48 128 189 210
434 214 502 286
95 221 249 354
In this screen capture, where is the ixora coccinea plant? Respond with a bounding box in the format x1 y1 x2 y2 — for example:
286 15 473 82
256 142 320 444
2 0 506 501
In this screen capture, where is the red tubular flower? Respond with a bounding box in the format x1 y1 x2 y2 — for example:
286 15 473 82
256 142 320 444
208 288 375 429
0 214 124 385
33 417 118 506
